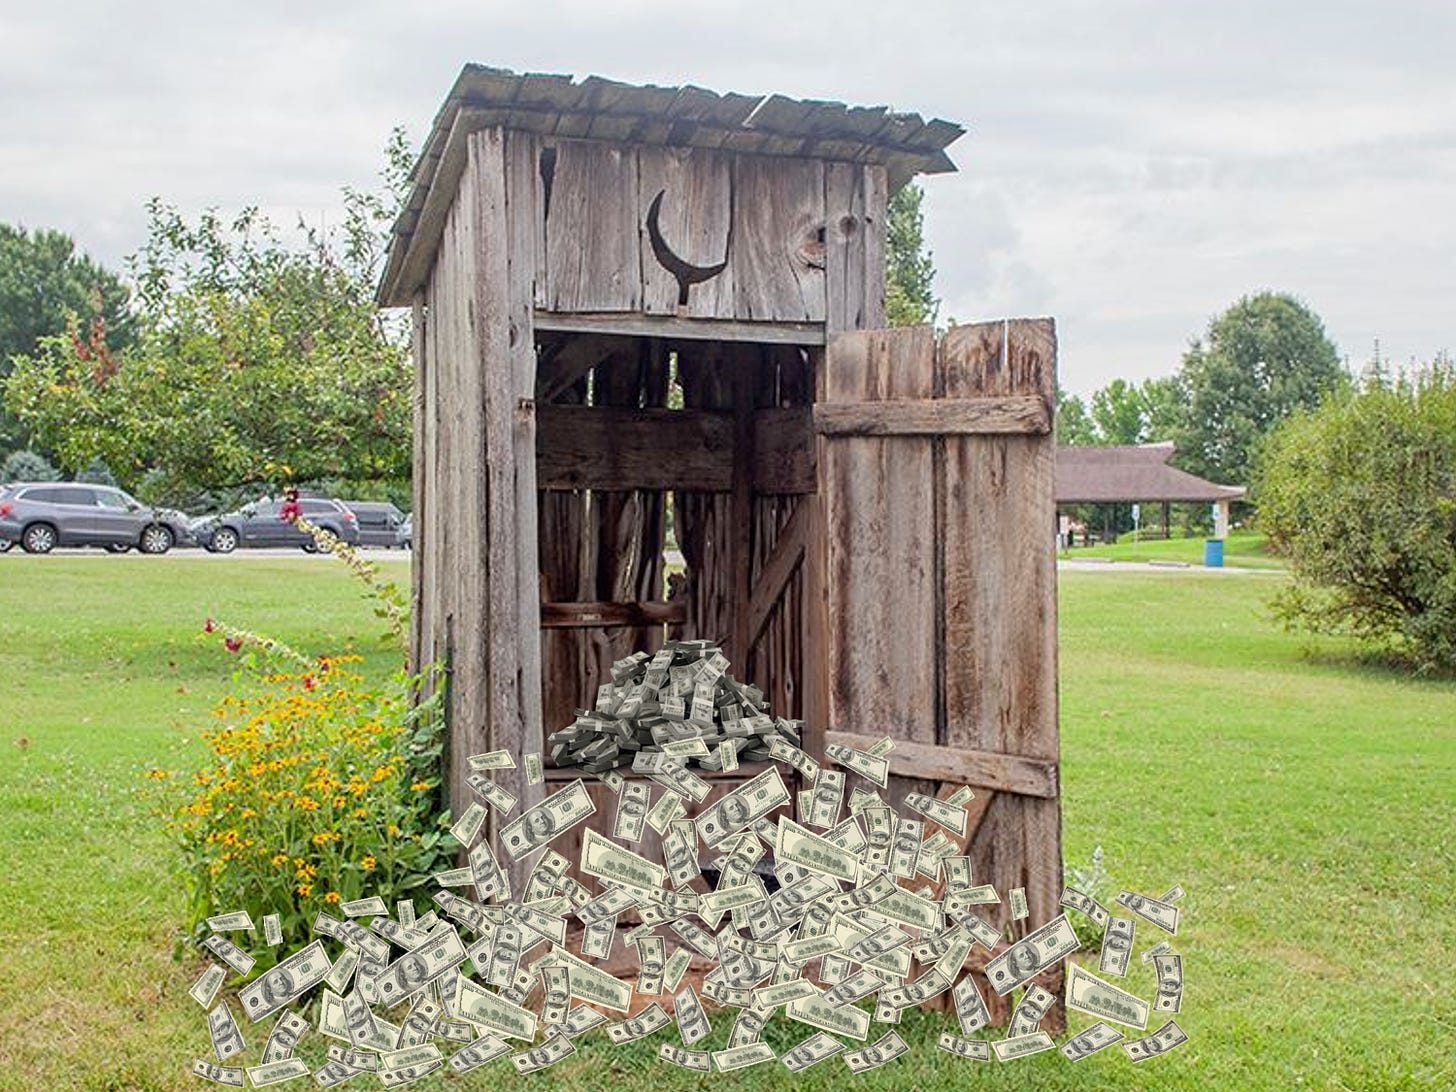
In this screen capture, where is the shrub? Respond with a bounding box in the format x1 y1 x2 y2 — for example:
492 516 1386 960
1257 363 1456 671
144 515 449 955
1 448 59 483
1064 844 1115 950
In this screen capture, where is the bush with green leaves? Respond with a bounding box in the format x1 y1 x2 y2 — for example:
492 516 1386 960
1 448 59 484
1257 363 1456 671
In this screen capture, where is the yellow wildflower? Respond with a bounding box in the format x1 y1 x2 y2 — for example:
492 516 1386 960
362 856 376 871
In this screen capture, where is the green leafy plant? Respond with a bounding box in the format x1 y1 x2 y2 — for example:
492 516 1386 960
1064 844 1115 950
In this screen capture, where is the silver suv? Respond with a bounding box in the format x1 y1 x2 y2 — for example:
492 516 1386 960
0 482 192 554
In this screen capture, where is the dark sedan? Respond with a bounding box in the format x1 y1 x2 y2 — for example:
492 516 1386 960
192 497 360 553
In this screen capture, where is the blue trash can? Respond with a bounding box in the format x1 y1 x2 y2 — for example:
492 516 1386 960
1204 539 1224 568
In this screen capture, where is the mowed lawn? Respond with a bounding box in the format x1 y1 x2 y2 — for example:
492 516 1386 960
0 554 1452 1090
1064 529 1286 569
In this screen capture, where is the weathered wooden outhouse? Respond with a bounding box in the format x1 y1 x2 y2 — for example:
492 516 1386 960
379 65 1061 1017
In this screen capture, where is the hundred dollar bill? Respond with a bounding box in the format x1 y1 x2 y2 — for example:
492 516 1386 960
1099 916 1135 977
751 978 819 1010
727 1004 771 1047
326 1047 379 1071
449 802 487 847
1059 885 1111 928
945 784 975 806
189 964 225 1008
780 932 842 964
1065 961 1149 1029
889 818 922 878
937 1033 990 1061
720 738 739 773
780 1030 845 1071
699 877 767 916
642 758 711 803
505 900 567 947
847 923 911 965
776 817 859 884
316 989 350 1043
820 967 884 1008
314 912 391 963
1010 887 1029 920
658 1043 712 1071
487 924 522 987
613 781 650 842
805 770 845 829
712 1042 776 1071
843 1030 908 1073
202 934 255 976
695 767 790 848
636 935 666 995
237 943 331 1025
432 867 474 888
510 1033 575 1074
1116 890 1180 935
767 736 820 780
660 737 709 759
664 820 700 888
880 966 953 1009
1142 940 1172 964
984 914 1078 995
991 1031 1056 1061
373 927 464 1006
341 988 380 1049
645 787 686 834
958 912 1003 952
605 1001 671 1044
861 806 894 872
952 966 992 1035
447 1034 511 1073
206 911 255 932
379 1059 443 1087
243 1058 311 1087
261 1009 309 1063
547 1004 609 1041
342 896 389 918
1159 882 1185 904
662 946 692 993
874 886 943 931
824 742 889 787
542 965 570 1025
542 946 634 1012
1123 1019 1188 1062
207 1001 246 1062
596 768 626 793
500 780 596 860
581 827 668 890
864 736 896 758
1008 983 1056 1036
396 901 416 928
525 752 544 785
904 792 968 837
466 750 516 770
262 914 282 947
674 983 711 1043
1060 1019 1125 1062
785 992 870 1041
311 1059 365 1089
190 1060 244 1086
466 773 518 815
1154 952 1183 1013
455 974 538 1040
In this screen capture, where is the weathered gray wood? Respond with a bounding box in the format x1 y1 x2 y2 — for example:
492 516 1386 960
533 310 825 345
745 496 810 649
636 146 733 317
540 601 685 628
813 395 1051 436
544 140 642 312
409 295 427 680
728 350 757 663
753 405 815 494
729 155 827 322
824 162 870 333
824 731 1058 799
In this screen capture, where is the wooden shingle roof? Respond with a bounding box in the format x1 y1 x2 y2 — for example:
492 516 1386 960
1056 443 1246 504
379 65 965 306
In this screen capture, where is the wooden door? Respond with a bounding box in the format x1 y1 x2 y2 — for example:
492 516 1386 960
813 319 1062 1024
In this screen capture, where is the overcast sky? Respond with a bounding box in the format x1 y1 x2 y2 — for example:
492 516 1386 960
3 1 1452 395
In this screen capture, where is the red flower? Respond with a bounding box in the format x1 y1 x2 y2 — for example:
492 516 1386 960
203 617 215 634
302 675 317 690
224 637 242 653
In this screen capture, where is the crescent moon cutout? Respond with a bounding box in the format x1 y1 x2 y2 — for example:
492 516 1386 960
646 188 732 307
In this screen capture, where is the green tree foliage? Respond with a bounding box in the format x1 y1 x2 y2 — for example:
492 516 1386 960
0 224 136 454
885 183 938 327
1257 363 1456 670
1090 379 1148 444
1176 292 1346 485
1055 389 1096 444
1 448 59 484
4 132 414 503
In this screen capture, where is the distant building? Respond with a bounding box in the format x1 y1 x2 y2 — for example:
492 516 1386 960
1055 442 1244 543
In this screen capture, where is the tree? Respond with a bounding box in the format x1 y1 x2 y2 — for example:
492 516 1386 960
4 132 414 504
1176 292 1346 485
1257 363 1456 671
885 183 938 327
0 224 136 455
1090 379 1148 445
1056 389 1096 445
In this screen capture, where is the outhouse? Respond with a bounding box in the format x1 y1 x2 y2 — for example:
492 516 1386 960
379 66 1061 1018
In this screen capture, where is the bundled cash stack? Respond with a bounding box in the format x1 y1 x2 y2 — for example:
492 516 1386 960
180 647 1192 1084
547 642 801 774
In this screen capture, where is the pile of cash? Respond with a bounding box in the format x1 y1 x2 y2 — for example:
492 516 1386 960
183 652 1191 1083
546 643 802 773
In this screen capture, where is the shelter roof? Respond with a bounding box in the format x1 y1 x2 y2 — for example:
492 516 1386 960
379 65 965 306
1056 443 1246 504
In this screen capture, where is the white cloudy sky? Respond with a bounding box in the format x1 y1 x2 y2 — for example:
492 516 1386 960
3 0 1452 395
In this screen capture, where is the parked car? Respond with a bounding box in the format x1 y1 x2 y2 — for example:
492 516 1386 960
341 501 407 548
397 512 412 550
0 481 192 554
192 497 360 553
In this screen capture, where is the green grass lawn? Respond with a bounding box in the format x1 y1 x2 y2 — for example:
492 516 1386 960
0 556 1451 1090
1064 529 1286 569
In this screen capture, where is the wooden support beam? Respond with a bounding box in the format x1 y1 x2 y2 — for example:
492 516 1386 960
539 600 686 628
729 355 756 662
825 731 1059 799
744 499 811 648
535 334 630 403
534 309 826 346
812 395 1050 436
